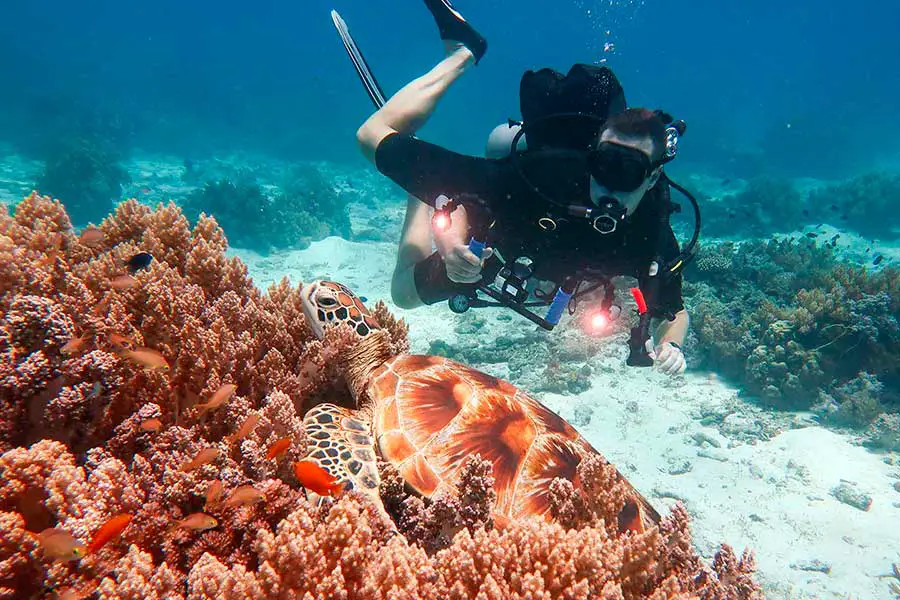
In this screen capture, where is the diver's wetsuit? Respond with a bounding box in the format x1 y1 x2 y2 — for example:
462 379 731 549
375 132 684 315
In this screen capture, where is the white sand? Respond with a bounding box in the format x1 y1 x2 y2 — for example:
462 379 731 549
239 235 900 600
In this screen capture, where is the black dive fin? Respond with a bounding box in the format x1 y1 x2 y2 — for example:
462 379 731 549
331 10 387 109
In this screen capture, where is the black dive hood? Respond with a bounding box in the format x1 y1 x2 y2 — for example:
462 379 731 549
506 63 700 275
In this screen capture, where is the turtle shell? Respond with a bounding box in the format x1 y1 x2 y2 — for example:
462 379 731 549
369 354 659 527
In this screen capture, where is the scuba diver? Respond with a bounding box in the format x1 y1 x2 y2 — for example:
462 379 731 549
356 0 699 376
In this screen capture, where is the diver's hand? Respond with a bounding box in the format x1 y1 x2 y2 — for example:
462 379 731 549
440 241 493 284
433 205 492 284
650 341 686 375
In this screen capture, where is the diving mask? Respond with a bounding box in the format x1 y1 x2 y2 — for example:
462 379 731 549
587 142 657 193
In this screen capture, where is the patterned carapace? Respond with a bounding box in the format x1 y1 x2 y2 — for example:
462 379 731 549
298 280 661 533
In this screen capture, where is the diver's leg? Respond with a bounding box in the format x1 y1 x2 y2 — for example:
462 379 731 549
356 47 475 163
391 194 434 309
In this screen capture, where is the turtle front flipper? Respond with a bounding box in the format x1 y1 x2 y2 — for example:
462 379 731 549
301 404 390 523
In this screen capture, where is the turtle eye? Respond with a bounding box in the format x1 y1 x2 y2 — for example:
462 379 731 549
318 294 338 307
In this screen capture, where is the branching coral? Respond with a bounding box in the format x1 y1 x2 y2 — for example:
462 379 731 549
33 137 131 227
180 163 351 254
0 194 760 598
685 238 900 447
702 176 807 237
808 171 900 237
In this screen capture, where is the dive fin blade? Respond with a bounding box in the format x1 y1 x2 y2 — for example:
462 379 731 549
331 9 387 109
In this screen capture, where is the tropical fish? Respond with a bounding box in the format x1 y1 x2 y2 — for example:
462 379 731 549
205 480 225 509
125 252 153 274
107 332 135 350
226 413 260 443
87 513 132 553
266 437 292 460
36 528 86 562
110 274 138 290
830 234 840 243
174 513 218 531
121 348 169 371
222 485 265 509
292 460 345 497
196 383 237 414
180 447 219 472
78 226 104 246
55 580 100 600
873 254 884 266
61 335 88 355
37 250 60 268
805 232 818 238
93 296 110 317
140 418 163 432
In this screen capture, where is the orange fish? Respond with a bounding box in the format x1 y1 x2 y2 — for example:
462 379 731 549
205 480 224 509
292 460 345 497
222 485 265 509
266 437 292 460
226 413 259 443
174 513 218 531
107 332 135 350
196 383 236 414
92 296 110 317
38 250 59 268
87 513 132 553
180 447 219 472
61 335 87 355
140 418 163 432
121 347 169 371
110 274 138 290
55 579 100 600
78 226 104 246
35 528 86 562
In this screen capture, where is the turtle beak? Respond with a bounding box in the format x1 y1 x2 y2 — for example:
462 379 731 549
300 281 327 340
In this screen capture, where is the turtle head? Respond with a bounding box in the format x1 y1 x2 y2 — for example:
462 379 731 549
300 280 381 341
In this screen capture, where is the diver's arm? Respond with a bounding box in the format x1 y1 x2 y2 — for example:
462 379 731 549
652 309 689 348
357 47 475 163
391 195 434 309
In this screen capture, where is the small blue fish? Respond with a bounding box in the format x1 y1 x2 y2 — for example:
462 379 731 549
873 254 884 266
126 252 153 274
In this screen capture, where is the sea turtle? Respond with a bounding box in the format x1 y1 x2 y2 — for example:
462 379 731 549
298 280 660 533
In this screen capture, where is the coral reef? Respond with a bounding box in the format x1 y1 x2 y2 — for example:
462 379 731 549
0 194 760 598
33 137 131 227
685 238 900 447
701 176 807 238
180 163 351 254
808 171 900 238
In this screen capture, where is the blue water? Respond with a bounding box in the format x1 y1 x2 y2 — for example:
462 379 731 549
2 0 899 177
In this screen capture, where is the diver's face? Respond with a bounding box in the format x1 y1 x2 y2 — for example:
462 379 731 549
589 130 660 214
